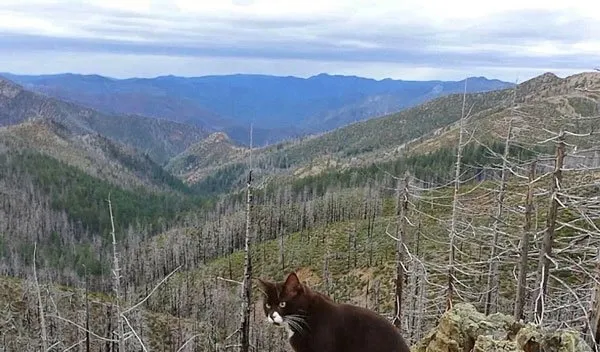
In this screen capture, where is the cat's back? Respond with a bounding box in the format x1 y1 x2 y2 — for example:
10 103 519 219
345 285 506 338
334 303 410 352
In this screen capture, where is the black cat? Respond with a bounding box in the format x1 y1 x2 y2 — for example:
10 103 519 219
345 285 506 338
257 272 411 352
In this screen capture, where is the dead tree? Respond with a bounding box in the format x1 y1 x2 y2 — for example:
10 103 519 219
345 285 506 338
108 195 125 351
240 124 254 352
33 242 49 351
484 120 513 315
514 160 537 321
84 265 91 352
447 79 469 311
393 173 410 329
588 242 600 348
534 131 565 325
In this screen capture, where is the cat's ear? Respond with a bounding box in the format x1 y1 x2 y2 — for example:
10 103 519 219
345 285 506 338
283 272 304 296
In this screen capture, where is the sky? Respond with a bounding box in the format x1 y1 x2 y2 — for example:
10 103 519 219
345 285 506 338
0 0 599 81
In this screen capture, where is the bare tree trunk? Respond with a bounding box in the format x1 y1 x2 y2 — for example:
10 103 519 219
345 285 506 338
408 216 423 343
374 280 380 313
447 79 468 311
352 222 358 268
108 195 124 351
394 173 409 329
323 250 330 296
85 265 91 352
365 280 369 309
279 224 285 272
587 245 600 347
534 132 565 325
485 120 512 315
240 125 253 352
33 242 48 352
514 160 536 321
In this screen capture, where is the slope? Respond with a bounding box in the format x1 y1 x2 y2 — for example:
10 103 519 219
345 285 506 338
166 131 248 184
0 79 214 283
0 119 192 193
0 76 208 164
174 81 515 189
0 275 203 351
405 71 600 157
177 71 599 195
0 138 209 282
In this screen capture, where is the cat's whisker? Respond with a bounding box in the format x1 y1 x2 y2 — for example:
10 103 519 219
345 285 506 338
284 315 310 333
285 319 305 335
287 318 306 324
287 313 308 320
286 316 308 325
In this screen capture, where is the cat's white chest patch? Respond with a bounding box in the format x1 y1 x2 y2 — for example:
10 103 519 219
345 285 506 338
283 322 294 338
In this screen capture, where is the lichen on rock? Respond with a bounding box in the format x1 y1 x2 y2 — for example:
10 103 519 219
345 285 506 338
411 303 592 352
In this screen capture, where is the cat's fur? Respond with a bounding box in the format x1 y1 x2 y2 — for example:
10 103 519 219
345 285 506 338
257 272 411 352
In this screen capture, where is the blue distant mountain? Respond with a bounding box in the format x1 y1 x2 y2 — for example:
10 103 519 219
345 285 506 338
1 72 513 146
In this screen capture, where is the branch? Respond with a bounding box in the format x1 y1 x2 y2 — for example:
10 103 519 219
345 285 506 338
217 276 243 286
176 334 201 352
61 339 85 352
47 314 118 343
122 265 182 315
122 314 147 352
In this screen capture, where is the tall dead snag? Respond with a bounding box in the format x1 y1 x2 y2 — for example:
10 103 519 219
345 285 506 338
407 207 425 344
534 132 565 325
514 160 536 321
588 243 600 347
240 124 253 352
279 221 285 272
83 265 91 352
447 79 468 311
33 242 48 352
393 173 410 329
108 194 125 351
484 120 513 315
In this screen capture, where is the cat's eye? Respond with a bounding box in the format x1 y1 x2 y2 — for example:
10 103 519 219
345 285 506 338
265 303 271 309
279 302 286 308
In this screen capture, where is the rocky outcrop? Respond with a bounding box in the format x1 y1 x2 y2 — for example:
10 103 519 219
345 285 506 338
0 77 22 99
412 303 592 352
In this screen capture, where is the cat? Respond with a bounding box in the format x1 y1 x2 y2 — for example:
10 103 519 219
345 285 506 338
257 272 411 352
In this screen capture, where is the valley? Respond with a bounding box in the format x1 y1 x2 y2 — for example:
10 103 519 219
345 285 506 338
3 72 512 146
0 70 599 351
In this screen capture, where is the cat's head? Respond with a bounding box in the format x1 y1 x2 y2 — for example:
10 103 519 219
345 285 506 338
256 272 309 327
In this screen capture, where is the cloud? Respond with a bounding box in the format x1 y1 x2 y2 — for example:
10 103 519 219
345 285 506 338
0 0 599 80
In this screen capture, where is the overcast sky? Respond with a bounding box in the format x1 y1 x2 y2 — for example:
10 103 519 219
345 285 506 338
1 0 599 81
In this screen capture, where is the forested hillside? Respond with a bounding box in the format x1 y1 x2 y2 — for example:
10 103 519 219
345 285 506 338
0 79 214 287
174 72 600 196
0 77 208 164
1 71 599 351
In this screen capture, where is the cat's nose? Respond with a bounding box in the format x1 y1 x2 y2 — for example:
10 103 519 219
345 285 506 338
267 314 280 325
270 312 284 325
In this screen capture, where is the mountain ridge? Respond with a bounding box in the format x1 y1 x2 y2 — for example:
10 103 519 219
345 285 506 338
3 72 514 145
0 75 209 164
172 70 600 193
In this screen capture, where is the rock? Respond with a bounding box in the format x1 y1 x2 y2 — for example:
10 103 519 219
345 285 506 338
411 303 592 352
474 335 518 352
0 77 22 99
